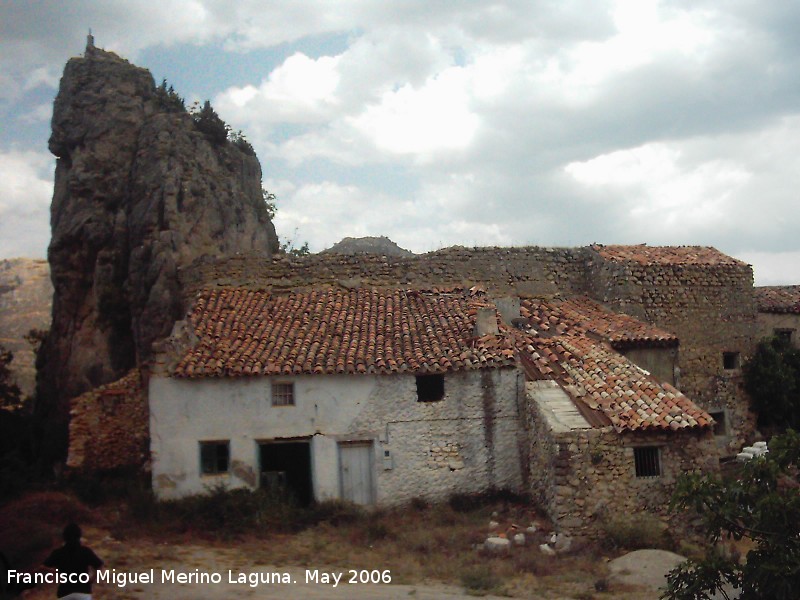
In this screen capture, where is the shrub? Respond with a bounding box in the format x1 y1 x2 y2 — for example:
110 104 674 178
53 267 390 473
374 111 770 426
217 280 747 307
461 565 501 595
600 512 672 550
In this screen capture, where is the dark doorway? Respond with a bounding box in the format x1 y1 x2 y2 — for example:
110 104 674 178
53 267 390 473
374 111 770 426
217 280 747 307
259 440 313 506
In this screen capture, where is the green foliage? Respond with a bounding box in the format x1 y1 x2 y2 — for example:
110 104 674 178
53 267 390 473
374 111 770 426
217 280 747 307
262 188 277 220
0 345 21 409
229 129 256 155
663 429 800 600
154 78 186 113
461 565 501 595
191 100 229 146
280 227 311 256
743 336 800 429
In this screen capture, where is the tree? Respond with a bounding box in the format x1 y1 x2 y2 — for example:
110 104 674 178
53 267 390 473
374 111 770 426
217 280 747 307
192 100 229 146
662 429 800 599
0 345 21 410
743 336 800 430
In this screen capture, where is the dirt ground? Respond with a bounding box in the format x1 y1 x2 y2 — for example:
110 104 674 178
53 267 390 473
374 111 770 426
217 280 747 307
17 531 657 600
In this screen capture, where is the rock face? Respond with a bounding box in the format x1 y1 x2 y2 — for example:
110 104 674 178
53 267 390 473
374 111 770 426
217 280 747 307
0 259 52 401
39 42 278 428
324 236 414 256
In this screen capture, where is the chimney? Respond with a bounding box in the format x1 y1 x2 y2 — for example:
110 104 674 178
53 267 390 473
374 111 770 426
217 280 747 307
474 307 499 336
495 296 521 325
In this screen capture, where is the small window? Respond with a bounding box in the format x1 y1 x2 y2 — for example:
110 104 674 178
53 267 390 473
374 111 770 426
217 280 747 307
775 329 794 344
634 446 661 478
272 382 295 406
416 374 444 402
200 441 229 475
722 352 740 370
708 410 727 436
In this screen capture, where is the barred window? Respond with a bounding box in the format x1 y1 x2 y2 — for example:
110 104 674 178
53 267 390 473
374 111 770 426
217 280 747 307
272 382 295 406
200 441 229 475
634 446 661 478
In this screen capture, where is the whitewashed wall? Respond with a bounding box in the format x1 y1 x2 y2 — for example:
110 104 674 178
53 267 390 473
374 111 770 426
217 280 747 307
149 368 524 503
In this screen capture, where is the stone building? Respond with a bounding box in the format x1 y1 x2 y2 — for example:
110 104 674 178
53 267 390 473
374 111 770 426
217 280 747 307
755 285 800 347
149 287 525 503
67 243 762 535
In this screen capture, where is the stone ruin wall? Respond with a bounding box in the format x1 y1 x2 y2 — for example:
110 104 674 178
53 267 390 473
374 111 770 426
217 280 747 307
586 250 758 451
67 370 149 472
526 391 718 538
180 246 591 300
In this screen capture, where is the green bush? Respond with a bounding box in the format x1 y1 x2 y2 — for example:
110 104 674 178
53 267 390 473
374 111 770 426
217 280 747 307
600 512 672 550
461 565 501 595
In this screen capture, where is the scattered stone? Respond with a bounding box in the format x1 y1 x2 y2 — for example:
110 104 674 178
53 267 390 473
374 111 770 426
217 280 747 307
539 543 556 556
513 533 526 546
488 520 500 530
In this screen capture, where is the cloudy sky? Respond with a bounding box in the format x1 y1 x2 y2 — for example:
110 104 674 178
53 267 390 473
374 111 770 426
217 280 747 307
2 1 799 284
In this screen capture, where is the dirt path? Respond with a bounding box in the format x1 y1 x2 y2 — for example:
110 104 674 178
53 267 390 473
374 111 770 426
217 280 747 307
22 539 511 600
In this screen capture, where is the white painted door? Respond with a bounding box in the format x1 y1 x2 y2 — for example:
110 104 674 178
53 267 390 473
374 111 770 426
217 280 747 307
339 442 374 505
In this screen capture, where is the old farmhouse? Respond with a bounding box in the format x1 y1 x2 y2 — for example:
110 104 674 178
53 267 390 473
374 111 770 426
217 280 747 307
68 243 760 536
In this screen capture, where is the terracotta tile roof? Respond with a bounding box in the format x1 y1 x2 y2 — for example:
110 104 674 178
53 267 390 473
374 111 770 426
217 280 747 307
174 287 516 377
517 330 710 432
521 297 678 348
755 286 800 314
591 244 746 267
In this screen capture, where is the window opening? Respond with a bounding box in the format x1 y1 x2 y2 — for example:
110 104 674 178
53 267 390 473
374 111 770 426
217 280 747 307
200 441 229 475
416 374 444 402
708 410 727 436
272 382 295 406
722 352 740 370
634 446 661 477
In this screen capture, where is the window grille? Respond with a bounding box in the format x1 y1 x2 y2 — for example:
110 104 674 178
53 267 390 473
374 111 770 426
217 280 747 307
272 382 295 406
634 446 661 477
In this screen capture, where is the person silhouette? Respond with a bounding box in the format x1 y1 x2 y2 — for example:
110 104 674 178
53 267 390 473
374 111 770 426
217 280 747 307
42 523 103 599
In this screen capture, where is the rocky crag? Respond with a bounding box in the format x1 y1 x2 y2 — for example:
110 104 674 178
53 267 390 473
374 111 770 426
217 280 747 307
39 39 278 434
324 236 414 256
0 259 52 401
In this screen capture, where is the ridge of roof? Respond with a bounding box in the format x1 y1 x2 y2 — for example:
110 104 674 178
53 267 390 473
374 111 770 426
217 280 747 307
591 244 747 267
755 285 800 314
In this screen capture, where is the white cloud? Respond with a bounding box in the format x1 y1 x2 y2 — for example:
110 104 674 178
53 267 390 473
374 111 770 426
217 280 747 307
0 151 53 258
737 251 800 286
216 53 341 124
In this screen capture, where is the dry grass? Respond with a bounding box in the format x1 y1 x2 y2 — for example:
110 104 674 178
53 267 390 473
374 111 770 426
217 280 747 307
1 487 660 599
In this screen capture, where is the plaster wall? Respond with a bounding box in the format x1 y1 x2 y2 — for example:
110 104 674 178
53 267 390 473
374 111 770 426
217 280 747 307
149 368 523 503
756 313 800 347
618 346 678 386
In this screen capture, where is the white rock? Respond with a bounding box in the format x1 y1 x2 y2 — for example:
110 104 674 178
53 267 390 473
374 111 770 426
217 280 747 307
513 533 526 545
539 543 556 556
485 537 511 552
488 520 500 530
554 533 572 553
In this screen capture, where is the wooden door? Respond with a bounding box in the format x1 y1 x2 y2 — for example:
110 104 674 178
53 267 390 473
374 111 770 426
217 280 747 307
339 442 374 505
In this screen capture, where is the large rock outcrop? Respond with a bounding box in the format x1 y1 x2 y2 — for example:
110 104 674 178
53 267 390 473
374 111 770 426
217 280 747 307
39 41 278 431
0 258 52 402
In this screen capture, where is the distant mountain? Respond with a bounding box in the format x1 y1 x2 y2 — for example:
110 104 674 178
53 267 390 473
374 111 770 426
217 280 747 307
324 236 414 256
0 258 52 400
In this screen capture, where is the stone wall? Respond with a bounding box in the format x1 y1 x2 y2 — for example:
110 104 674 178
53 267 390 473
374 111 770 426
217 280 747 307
67 370 148 472
587 249 757 450
180 246 590 299
526 389 718 537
